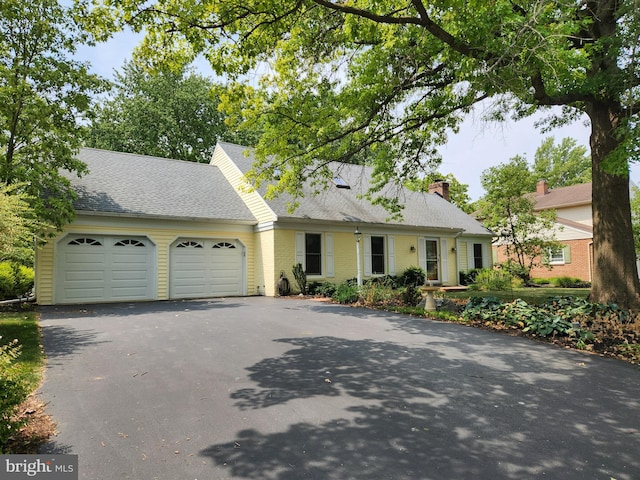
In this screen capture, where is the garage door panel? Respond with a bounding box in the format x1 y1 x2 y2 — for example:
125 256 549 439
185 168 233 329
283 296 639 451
64 252 106 264
111 270 150 282
63 270 105 282
170 239 244 299
56 235 155 304
111 286 151 298
64 288 106 301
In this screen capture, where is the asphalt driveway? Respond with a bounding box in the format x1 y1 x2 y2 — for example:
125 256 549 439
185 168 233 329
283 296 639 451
37 297 640 480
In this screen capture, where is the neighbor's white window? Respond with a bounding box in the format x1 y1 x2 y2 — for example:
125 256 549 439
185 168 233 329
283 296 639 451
549 248 565 265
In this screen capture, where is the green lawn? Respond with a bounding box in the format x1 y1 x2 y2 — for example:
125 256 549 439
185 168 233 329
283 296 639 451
441 287 590 305
0 311 43 390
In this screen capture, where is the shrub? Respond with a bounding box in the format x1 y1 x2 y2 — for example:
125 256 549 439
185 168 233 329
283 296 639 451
471 268 513 291
292 263 307 295
332 281 360 304
0 263 34 301
459 268 482 286
309 281 336 297
550 276 588 288
0 338 28 453
360 277 397 306
398 267 426 288
401 285 422 306
462 296 590 339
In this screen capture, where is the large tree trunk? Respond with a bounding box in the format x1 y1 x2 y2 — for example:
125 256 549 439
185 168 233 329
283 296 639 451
588 101 640 308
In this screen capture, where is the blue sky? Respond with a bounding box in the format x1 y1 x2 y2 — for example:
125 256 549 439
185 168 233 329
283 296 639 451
77 30 638 201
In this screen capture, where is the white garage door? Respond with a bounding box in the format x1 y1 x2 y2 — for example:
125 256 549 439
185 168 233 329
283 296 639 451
170 239 244 299
55 235 156 304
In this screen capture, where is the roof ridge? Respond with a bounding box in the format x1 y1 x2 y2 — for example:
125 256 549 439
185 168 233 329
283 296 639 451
80 147 215 167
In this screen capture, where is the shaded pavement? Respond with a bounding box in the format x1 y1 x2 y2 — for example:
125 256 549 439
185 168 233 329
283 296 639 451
37 297 640 479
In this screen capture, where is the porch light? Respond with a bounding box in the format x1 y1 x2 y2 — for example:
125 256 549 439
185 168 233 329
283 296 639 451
354 227 362 287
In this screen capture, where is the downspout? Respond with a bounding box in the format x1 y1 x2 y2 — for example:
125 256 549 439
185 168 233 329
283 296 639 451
453 231 463 286
588 241 593 283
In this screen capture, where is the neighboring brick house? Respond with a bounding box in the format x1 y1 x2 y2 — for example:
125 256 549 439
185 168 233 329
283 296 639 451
493 180 594 282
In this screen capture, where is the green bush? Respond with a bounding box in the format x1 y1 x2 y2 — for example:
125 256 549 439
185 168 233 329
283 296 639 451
462 296 594 339
471 268 513 291
459 268 482 286
332 280 360 304
550 276 588 288
0 262 34 301
398 267 426 287
360 278 396 306
401 285 422 306
309 281 336 297
0 338 28 453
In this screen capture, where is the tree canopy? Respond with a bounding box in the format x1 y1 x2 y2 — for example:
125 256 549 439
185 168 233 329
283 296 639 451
0 0 104 229
476 156 561 281
79 0 640 306
0 186 40 265
532 137 591 189
86 60 260 162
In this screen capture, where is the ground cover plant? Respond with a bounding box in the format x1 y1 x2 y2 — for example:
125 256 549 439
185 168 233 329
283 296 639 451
0 310 53 453
309 273 637 364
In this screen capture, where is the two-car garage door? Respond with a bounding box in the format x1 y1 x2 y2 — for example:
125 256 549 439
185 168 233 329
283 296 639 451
55 235 245 304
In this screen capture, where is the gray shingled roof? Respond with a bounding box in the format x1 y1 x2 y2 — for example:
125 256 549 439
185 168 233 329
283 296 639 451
533 182 592 210
68 148 256 223
218 142 493 236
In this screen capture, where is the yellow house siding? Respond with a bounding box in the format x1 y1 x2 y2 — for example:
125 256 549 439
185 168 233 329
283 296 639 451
255 229 275 296
443 240 457 286
211 147 276 224
273 228 296 293
36 217 255 305
333 232 357 283
393 235 420 274
35 240 55 305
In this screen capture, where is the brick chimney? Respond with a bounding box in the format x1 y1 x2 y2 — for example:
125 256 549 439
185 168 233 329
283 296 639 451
428 180 450 202
536 179 549 196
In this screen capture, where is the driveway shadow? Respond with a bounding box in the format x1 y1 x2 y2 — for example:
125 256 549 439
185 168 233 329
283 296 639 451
37 298 246 319
200 335 640 480
39 324 108 362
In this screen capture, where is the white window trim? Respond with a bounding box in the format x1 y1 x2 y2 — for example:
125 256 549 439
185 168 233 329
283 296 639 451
549 247 565 265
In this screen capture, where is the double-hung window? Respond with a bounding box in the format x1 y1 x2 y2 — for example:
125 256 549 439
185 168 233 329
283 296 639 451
364 235 395 277
370 236 385 275
305 233 322 275
473 243 483 269
295 232 334 277
549 247 565 265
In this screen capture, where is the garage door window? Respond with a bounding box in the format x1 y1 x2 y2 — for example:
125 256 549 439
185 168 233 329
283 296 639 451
176 241 203 248
68 238 102 246
213 242 236 249
115 239 145 247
